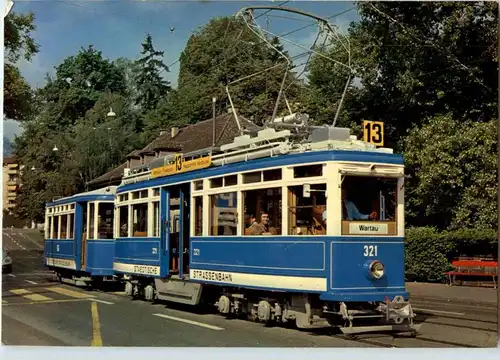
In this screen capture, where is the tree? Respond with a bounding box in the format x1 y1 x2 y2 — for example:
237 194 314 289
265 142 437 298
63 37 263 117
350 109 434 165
404 114 497 230
306 2 497 146
175 16 301 125
133 34 171 112
3 11 39 121
39 45 127 129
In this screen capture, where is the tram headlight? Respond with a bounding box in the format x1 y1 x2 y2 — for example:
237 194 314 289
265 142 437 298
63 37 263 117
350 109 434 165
369 260 385 279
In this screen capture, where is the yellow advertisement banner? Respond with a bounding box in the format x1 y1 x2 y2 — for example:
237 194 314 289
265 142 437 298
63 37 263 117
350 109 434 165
151 155 212 178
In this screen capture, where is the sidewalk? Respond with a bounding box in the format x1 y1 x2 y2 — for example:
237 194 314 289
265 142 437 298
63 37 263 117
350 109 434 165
406 282 497 305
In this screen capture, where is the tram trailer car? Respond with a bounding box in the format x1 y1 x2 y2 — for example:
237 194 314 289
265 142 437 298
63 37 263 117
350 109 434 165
44 187 117 287
112 125 420 336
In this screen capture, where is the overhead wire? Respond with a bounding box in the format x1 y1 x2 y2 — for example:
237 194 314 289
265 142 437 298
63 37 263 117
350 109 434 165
164 6 356 96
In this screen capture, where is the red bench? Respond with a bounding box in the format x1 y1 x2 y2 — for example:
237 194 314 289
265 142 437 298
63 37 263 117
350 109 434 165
444 260 498 289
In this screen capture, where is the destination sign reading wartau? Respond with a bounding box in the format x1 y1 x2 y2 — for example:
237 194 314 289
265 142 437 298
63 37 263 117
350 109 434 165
151 154 212 178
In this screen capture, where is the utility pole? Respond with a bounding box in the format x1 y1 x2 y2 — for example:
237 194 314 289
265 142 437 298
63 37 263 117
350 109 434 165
212 97 216 148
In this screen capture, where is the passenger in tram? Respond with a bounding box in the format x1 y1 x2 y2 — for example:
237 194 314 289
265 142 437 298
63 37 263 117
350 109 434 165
322 188 377 221
247 211 278 235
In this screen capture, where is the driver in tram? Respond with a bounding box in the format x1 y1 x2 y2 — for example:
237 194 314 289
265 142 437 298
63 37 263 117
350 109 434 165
322 188 377 221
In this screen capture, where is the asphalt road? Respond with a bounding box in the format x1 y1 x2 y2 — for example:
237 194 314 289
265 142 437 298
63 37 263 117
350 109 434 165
2 234 498 348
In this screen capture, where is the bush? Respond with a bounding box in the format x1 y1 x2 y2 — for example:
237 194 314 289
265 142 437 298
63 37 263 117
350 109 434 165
405 227 498 283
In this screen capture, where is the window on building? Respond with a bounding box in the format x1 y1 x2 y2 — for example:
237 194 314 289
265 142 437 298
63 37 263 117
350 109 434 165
98 203 114 239
60 214 68 239
132 203 148 237
194 196 203 236
210 192 237 236
89 203 95 239
294 164 323 178
288 184 327 235
119 206 128 237
53 216 59 239
68 213 74 238
243 188 282 235
153 202 160 237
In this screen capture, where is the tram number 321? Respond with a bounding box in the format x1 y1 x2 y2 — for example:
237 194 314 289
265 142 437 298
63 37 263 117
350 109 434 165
363 245 378 257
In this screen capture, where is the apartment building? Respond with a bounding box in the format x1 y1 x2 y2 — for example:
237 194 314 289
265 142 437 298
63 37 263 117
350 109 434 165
3 157 20 214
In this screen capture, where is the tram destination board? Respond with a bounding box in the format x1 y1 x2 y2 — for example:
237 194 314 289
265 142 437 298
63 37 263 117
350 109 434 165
362 120 384 147
152 154 211 178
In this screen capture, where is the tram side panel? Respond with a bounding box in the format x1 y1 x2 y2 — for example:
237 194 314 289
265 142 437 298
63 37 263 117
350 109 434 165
189 236 327 293
325 236 407 302
113 237 162 277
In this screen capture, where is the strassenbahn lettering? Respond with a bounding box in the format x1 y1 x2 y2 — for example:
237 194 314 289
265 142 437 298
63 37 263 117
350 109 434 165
133 265 159 275
192 270 233 283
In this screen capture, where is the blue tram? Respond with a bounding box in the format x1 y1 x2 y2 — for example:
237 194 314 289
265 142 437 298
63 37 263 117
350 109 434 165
110 123 420 335
44 187 117 286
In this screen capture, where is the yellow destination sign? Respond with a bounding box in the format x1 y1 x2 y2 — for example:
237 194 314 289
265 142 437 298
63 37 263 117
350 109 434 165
152 155 212 178
362 120 384 147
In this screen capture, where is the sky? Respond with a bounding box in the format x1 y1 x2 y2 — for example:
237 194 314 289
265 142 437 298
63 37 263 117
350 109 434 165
4 0 360 139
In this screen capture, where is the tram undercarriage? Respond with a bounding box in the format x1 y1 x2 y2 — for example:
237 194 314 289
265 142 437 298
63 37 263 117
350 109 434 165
121 275 420 337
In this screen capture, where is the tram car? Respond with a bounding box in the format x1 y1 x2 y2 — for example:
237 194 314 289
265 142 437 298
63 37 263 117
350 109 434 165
44 187 117 286
112 114 420 336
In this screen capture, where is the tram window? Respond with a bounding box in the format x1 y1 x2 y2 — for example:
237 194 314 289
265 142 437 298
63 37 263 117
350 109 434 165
243 171 261 184
153 202 160 237
89 203 96 239
68 213 74 238
341 176 397 222
263 169 282 182
82 205 88 239
119 206 128 237
45 216 51 238
194 180 203 191
210 177 223 188
98 203 114 239
153 188 160 197
210 192 237 236
194 196 203 236
70 204 75 210
132 203 148 237
47 216 52 238
294 164 323 178
288 184 327 236
119 194 128 202
60 214 68 239
243 188 281 235
224 175 237 187
53 216 59 238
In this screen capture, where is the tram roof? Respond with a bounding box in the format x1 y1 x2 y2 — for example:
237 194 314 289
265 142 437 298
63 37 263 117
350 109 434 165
46 186 117 207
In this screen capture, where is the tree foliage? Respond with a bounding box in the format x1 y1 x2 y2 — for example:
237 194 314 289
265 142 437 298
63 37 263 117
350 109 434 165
3 11 39 121
404 114 497 230
133 34 171 112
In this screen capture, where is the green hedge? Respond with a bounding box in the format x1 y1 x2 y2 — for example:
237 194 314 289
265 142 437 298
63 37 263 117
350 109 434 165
405 227 497 282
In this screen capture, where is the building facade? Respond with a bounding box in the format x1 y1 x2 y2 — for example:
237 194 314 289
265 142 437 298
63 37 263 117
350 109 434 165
87 112 260 190
3 157 20 214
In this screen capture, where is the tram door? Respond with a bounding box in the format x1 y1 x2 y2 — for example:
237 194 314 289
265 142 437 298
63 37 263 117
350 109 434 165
167 188 180 274
180 184 191 276
81 203 88 269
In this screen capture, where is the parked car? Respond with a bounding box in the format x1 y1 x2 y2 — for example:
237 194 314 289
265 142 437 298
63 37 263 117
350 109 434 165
2 249 12 273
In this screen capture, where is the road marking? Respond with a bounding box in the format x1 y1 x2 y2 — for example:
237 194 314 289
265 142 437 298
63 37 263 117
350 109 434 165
25 280 38 285
8 274 16 278
24 294 53 302
89 298 114 305
110 291 126 296
90 301 103 346
413 307 465 316
153 313 225 331
10 289 31 295
2 299 86 306
45 287 95 299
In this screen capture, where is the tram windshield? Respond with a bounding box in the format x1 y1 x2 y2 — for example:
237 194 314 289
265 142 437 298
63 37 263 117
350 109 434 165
340 176 397 221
